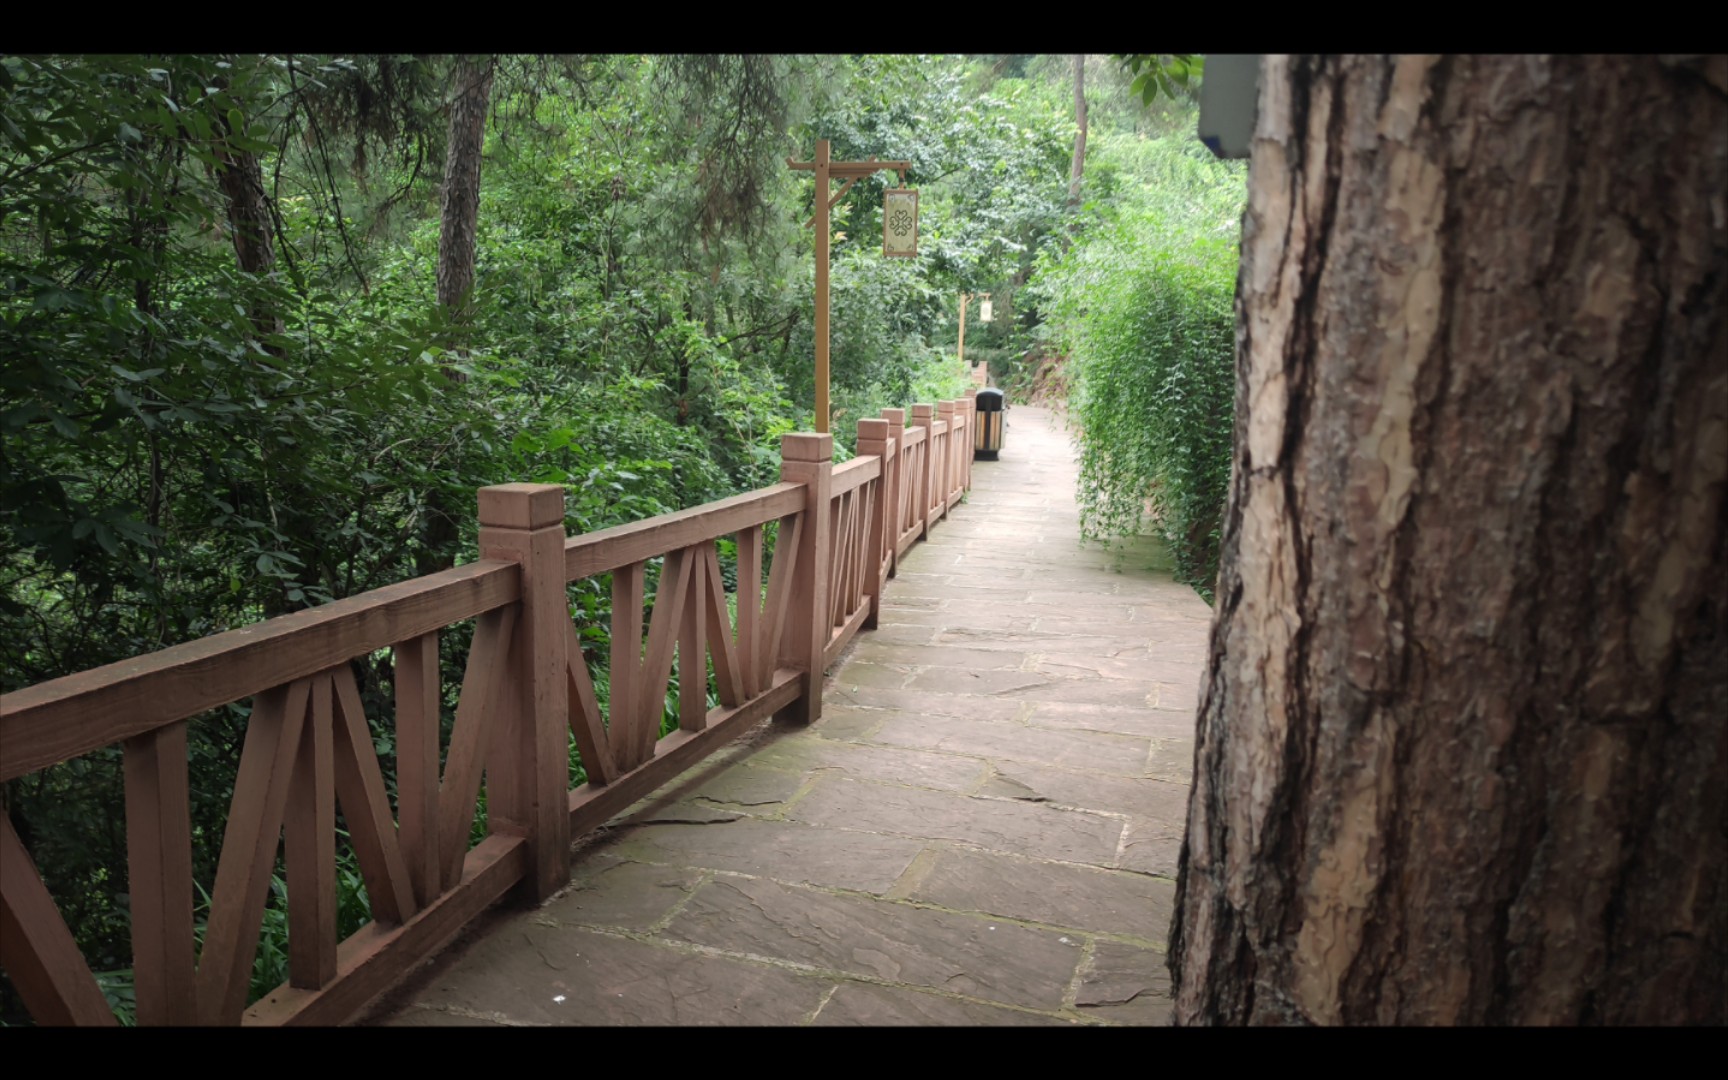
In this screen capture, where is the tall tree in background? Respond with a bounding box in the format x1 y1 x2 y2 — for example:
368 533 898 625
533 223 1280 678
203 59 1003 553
213 131 280 336
436 54 495 363
420 55 495 573
1170 54 1726 1025
1067 54 1087 218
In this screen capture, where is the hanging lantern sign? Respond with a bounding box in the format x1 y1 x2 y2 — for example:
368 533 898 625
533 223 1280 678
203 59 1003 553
979 294 994 323
883 188 918 258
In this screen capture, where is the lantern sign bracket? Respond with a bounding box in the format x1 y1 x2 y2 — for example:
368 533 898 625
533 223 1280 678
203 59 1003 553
785 140 914 434
793 157 911 225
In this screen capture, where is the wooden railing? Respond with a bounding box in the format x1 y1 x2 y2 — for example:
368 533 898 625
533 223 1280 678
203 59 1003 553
0 395 979 1027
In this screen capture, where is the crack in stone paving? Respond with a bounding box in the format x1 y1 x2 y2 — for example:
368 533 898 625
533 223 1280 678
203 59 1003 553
416 1004 548 1027
629 816 742 826
695 794 788 808
526 932 566 971
566 922 1092 1021
644 868 712 935
801 983 842 1025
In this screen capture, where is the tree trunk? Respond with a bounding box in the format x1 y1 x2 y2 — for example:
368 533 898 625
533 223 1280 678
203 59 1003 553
213 116 282 340
1067 55 1087 218
420 55 494 576
1170 54 1727 1026
213 92 313 614
436 54 494 354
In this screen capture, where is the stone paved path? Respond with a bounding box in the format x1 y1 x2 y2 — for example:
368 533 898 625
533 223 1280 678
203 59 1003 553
373 405 1213 1026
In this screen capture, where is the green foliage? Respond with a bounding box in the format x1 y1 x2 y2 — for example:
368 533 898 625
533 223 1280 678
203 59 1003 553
1034 121 1244 599
1118 55 1204 106
1 53 1089 1024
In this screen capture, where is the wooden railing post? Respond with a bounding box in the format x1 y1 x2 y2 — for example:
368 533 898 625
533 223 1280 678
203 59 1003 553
776 433 832 725
954 398 966 499
962 395 974 490
857 418 890 630
123 721 196 1025
959 397 972 490
911 404 934 540
964 392 976 491
936 400 957 519
476 483 570 901
881 408 906 577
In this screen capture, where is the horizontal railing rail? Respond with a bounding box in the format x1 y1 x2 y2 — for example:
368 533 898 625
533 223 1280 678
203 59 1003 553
0 561 520 783
0 393 982 1028
564 483 804 581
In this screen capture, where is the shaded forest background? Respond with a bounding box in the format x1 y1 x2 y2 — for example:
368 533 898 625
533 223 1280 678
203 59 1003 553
0 53 1242 1022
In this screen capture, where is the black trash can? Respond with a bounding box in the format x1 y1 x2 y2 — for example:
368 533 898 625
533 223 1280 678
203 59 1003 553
974 388 1005 460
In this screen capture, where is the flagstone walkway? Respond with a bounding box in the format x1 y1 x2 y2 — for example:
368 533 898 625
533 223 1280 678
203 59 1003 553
371 405 1213 1026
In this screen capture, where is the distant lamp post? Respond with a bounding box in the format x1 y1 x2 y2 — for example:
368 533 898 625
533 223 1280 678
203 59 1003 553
958 292 995 387
787 140 913 434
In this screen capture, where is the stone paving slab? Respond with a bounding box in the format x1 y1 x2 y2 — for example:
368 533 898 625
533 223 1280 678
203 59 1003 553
1118 821 1184 878
849 641 1033 670
1033 655 1207 685
787 774 1125 864
686 763 808 810
1145 738 1197 784
983 759 1192 822
827 684 1025 721
858 623 938 647
811 983 1077 1026
868 607 1039 632
903 666 1063 697
930 627 1146 655
1076 940 1176 1025
1024 700 1199 740
382 1008 514 1026
541 856 704 930
395 925 830 1026
600 817 927 895
372 406 1213 1027
749 735 990 794
665 874 1082 1010
867 713 1152 777
902 847 1175 942
795 703 890 740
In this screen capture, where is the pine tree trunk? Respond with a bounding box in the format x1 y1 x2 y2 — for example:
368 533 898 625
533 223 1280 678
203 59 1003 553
420 55 494 576
213 93 309 614
1170 54 1727 1026
436 55 494 353
213 116 282 340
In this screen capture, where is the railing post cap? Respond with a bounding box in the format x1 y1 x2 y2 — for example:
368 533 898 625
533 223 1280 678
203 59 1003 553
881 407 906 423
857 417 889 439
937 400 956 414
911 403 934 418
478 483 566 529
781 432 834 462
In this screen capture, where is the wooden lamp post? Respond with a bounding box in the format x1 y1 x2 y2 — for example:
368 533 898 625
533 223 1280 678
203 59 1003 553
958 293 972 367
787 139 912 435
958 292 992 378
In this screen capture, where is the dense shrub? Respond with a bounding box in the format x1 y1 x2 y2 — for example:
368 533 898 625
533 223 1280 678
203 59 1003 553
1033 130 1243 599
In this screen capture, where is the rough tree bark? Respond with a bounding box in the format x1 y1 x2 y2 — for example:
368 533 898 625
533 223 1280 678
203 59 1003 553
212 110 282 340
420 55 495 576
212 85 312 615
436 54 495 360
1170 55 1727 1026
1067 55 1088 218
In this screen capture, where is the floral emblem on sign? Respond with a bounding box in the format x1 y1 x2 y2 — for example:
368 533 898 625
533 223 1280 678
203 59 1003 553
889 207 913 237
